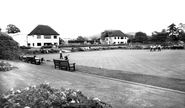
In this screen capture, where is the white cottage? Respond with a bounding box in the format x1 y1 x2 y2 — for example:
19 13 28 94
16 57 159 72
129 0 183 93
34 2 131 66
102 30 129 44
27 25 60 47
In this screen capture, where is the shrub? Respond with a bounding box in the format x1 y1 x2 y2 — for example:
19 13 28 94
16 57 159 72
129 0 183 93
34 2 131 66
20 46 31 49
41 45 53 49
0 83 112 108
0 61 17 72
0 32 21 60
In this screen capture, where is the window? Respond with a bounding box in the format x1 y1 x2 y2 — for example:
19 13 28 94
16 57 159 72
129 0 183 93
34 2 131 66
118 37 119 39
37 43 41 46
27 43 30 46
121 42 123 44
33 43 34 46
114 37 116 39
44 35 51 39
54 36 57 39
44 43 52 46
121 37 123 39
37 35 41 39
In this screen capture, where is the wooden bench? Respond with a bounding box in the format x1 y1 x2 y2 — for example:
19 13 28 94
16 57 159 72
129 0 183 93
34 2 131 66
53 59 61 69
26 56 35 63
53 59 75 71
19 55 43 65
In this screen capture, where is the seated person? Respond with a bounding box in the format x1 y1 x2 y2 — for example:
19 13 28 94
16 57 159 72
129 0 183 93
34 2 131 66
64 54 70 60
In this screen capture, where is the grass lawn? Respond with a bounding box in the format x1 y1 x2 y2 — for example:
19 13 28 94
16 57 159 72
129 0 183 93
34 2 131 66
1 49 185 108
75 65 185 92
39 49 185 80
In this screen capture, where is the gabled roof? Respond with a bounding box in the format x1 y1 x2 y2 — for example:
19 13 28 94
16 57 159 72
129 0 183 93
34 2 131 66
28 25 59 36
107 30 127 37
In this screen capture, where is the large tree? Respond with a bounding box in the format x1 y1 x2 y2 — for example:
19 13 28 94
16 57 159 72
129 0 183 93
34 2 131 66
151 29 168 44
167 23 178 36
134 32 148 43
76 36 87 41
178 29 185 42
126 34 135 43
6 24 21 34
167 23 182 43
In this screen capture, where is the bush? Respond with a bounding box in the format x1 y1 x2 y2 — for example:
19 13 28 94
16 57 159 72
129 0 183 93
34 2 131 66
0 83 112 108
41 45 53 49
0 61 17 72
20 46 31 49
0 32 21 60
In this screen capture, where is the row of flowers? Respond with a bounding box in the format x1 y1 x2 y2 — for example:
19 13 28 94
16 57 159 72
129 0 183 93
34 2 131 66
0 61 18 72
0 82 112 108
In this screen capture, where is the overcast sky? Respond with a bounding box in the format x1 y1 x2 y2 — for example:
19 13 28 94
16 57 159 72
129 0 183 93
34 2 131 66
1 0 185 39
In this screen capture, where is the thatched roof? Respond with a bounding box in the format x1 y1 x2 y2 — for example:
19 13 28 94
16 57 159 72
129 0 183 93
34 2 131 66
28 25 59 35
107 30 127 37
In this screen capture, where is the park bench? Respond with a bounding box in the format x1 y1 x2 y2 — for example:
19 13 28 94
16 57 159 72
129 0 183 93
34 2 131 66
19 55 43 65
53 59 75 71
53 59 60 69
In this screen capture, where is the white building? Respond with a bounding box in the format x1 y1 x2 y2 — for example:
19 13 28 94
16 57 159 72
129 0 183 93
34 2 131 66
10 34 27 46
27 25 60 47
102 30 129 44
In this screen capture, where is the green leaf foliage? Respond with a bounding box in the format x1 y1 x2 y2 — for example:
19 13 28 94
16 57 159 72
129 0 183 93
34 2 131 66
0 32 20 60
6 24 21 34
0 83 113 108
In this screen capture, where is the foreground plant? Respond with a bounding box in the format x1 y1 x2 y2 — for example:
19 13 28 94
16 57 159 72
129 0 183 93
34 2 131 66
0 61 18 72
0 83 112 108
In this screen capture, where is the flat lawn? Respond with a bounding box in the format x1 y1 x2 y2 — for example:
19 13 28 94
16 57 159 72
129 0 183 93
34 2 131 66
1 49 185 108
38 50 185 92
40 49 185 80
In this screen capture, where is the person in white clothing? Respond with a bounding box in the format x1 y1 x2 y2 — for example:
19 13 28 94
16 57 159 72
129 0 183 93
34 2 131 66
59 49 63 59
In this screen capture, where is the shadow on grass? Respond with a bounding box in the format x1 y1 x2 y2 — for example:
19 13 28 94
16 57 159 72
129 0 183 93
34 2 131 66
76 65 185 92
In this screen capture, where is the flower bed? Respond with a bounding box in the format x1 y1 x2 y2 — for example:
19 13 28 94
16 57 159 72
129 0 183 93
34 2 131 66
0 61 18 72
0 83 113 108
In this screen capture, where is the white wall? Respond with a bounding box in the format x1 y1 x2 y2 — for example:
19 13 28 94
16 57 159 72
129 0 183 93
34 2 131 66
10 34 27 46
105 36 128 44
27 35 59 47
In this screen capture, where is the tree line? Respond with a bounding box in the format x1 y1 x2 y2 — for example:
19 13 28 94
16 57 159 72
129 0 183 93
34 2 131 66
126 23 185 45
70 23 185 46
2 23 185 46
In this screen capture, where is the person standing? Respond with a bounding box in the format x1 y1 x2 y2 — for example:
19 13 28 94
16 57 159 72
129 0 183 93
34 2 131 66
158 45 162 51
59 49 63 59
150 45 153 51
153 45 156 51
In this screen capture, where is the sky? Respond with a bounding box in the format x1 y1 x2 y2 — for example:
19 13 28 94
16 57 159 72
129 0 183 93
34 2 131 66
1 0 185 39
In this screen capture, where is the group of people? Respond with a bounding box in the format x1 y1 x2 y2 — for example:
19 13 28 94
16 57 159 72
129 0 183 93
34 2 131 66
150 45 162 52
